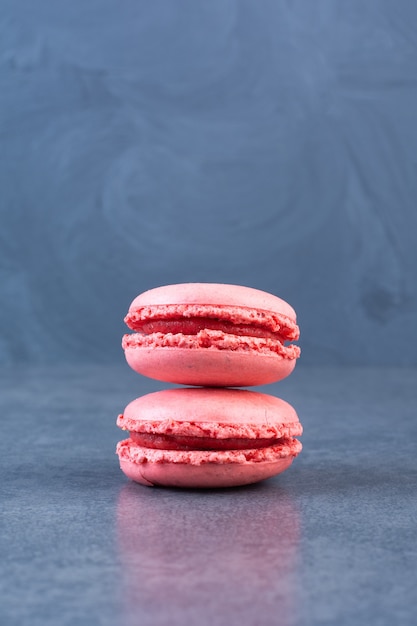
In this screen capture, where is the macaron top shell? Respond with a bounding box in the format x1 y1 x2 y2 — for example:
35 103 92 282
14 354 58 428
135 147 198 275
117 387 302 440
128 283 297 321
125 283 299 340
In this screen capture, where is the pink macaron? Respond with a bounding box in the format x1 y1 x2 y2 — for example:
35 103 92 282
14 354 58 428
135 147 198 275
122 283 300 387
116 387 302 488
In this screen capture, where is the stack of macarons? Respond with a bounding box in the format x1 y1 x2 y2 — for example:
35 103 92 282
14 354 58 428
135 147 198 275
116 283 302 488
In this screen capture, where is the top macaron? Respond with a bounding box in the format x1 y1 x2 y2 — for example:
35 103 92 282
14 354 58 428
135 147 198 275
122 283 300 387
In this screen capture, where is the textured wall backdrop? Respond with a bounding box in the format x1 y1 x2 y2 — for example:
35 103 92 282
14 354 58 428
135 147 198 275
1 1 417 366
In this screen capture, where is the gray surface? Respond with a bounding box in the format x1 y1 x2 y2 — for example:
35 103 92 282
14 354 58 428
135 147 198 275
1 365 416 625
1 1 417 367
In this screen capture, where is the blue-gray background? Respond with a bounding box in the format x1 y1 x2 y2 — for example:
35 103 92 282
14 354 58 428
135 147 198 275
1 0 416 367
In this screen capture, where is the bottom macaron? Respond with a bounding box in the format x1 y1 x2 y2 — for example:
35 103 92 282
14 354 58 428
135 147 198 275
116 387 302 488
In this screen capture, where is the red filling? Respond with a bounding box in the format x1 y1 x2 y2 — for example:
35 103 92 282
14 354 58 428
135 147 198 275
130 431 286 451
139 318 283 341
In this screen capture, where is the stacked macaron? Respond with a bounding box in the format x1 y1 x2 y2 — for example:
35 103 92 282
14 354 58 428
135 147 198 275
116 283 302 488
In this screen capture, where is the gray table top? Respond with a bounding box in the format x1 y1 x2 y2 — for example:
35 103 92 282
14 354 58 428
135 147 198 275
1 364 416 626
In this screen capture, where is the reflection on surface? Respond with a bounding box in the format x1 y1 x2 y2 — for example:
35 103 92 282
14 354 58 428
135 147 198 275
117 482 300 626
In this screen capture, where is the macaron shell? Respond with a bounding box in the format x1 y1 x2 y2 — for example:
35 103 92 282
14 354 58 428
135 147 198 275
129 283 297 322
119 455 295 488
121 387 300 427
124 345 296 386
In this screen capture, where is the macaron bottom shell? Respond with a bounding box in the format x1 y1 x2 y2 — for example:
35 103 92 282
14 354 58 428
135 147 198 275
119 455 295 489
124 345 297 387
